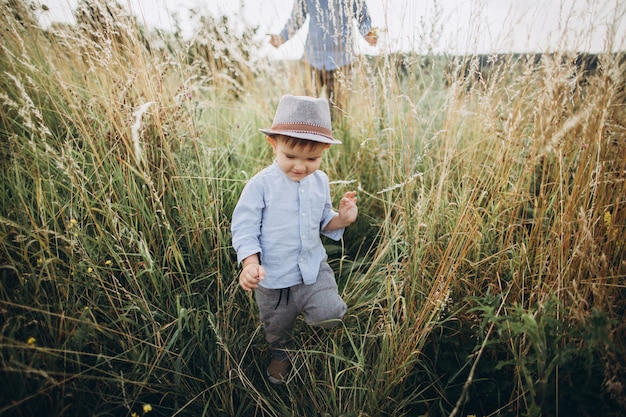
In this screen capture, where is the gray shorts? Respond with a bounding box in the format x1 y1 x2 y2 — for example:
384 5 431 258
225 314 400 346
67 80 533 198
254 262 347 356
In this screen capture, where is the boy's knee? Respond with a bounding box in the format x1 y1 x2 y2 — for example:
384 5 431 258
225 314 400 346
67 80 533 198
314 317 342 329
309 302 347 328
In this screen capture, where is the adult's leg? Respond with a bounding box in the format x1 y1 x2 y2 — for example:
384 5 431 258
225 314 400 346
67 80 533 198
312 67 325 98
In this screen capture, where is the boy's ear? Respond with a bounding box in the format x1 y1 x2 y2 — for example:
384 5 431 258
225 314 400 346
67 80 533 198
266 136 277 152
324 144 331 149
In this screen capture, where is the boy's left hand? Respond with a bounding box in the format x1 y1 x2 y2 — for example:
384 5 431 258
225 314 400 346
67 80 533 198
337 191 358 225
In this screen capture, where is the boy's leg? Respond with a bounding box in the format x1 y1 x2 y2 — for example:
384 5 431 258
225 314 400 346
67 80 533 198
298 262 347 329
255 286 298 383
255 286 298 360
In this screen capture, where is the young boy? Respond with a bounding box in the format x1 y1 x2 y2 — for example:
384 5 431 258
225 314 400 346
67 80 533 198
231 94 358 384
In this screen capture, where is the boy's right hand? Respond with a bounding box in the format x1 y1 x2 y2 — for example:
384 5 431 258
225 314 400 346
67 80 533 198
239 263 265 291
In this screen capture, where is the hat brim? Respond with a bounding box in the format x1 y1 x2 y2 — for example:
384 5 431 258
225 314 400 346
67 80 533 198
260 128 342 144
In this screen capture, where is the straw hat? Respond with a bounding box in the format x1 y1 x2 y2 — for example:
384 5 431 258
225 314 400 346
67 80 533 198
260 95 341 144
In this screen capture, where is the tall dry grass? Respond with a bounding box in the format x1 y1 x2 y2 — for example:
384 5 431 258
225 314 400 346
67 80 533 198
0 1 624 416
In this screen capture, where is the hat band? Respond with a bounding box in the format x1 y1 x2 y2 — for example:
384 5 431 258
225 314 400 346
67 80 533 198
270 123 333 138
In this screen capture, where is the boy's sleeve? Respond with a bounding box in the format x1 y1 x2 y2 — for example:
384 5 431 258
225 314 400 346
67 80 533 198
231 181 264 264
320 177 344 241
321 211 344 241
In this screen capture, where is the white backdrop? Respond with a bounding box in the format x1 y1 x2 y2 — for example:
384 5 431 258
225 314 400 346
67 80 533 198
36 0 625 55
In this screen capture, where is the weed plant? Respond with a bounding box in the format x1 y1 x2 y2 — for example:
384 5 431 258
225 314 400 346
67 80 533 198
0 1 624 416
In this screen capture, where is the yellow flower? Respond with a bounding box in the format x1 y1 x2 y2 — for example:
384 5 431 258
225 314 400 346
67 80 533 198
603 211 618 240
27 337 36 346
105 260 112 266
69 218 77 227
87 267 93 273
143 404 152 413
131 413 138 417
604 211 612 229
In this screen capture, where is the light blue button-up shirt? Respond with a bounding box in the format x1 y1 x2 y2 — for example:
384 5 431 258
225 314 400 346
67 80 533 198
279 0 374 71
231 162 344 289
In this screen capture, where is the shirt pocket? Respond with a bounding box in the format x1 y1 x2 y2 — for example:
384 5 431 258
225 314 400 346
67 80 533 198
263 193 298 233
308 187 330 231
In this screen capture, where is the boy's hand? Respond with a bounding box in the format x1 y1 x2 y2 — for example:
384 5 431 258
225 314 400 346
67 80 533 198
239 261 265 291
337 191 358 226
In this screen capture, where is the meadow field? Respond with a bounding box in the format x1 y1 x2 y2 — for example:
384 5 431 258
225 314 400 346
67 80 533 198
1 1 625 416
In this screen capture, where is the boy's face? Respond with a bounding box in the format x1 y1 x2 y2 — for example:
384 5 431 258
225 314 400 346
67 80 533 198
268 136 330 182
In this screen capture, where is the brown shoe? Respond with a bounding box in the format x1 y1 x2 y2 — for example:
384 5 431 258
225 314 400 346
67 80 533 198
267 358 291 384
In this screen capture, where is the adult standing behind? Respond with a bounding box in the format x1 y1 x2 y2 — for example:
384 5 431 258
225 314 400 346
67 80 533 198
269 0 378 118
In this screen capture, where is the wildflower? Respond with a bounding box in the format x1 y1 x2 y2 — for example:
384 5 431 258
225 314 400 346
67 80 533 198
604 211 618 240
131 413 139 417
604 211 612 229
143 404 152 413
87 267 93 273
69 218 77 228
27 337 36 346
105 260 112 266
37 257 43 265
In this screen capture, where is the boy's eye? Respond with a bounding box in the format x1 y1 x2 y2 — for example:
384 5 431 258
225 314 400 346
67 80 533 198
308 157 319 161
